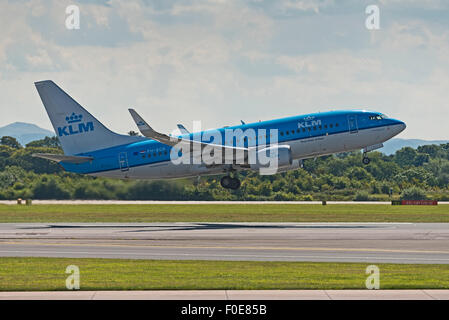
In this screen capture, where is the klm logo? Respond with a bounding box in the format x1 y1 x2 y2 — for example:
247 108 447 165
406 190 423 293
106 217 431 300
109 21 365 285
298 117 321 128
57 113 94 137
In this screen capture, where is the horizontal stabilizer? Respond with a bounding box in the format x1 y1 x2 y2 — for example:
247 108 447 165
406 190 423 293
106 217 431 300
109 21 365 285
32 153 93 164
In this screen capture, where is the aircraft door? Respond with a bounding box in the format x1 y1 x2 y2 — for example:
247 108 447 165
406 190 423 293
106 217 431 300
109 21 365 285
347 115 358 134
118 152 129 172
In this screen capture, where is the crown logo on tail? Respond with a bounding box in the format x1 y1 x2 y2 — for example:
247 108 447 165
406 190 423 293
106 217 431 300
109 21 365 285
66 112 83 124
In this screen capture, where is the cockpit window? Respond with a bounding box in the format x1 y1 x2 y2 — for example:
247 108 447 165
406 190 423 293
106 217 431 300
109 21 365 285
369 115 385 120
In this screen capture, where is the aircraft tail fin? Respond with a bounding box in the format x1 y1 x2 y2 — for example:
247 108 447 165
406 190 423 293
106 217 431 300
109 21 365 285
35 80 144 155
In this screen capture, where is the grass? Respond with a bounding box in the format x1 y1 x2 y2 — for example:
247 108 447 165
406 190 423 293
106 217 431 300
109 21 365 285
0 257 448 290
0 203 447 223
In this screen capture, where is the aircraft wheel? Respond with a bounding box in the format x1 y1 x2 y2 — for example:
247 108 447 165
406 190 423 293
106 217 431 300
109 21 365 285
362 157 370 165
229 178 241 190
220 176 233 189
220 176 241 190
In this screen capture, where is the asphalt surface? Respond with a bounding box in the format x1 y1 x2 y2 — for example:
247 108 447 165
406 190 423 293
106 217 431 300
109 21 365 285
1 222 449 264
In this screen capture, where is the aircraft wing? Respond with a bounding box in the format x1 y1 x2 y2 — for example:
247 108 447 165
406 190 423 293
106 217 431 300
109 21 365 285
32 153 94 164
128 109 249 163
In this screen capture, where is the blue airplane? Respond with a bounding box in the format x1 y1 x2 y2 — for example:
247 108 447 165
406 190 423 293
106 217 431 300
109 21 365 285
33 80 406 190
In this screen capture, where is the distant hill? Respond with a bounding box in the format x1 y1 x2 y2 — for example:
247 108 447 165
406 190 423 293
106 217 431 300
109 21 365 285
380 138 448 155
0 122 54 146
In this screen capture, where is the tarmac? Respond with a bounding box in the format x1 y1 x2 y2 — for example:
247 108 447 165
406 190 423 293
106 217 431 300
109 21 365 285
1 222 449 264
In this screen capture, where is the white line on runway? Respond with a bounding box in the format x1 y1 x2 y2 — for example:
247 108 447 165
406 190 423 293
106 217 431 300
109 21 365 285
2 250 449 263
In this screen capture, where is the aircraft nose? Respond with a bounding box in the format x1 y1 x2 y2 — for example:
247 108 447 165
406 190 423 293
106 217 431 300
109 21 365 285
391 119 406 134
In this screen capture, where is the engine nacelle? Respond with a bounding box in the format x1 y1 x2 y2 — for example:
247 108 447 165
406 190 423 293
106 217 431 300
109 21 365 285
250 145 293 175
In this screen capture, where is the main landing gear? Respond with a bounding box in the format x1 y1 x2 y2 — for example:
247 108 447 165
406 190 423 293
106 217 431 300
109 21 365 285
362 153 371 165
220 175 241 190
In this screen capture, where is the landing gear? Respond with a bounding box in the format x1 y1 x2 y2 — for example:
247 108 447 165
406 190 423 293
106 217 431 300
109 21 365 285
220 175 241 190
362 156 370 165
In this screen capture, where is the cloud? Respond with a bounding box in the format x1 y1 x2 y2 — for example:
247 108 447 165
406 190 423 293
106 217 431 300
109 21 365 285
0 0 448 140
281 0 335 13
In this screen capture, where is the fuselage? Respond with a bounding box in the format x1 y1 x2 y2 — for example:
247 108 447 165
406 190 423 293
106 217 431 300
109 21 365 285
61 110 405 179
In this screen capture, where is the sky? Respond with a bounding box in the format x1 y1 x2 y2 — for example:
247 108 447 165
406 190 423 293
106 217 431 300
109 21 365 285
0 0 448 139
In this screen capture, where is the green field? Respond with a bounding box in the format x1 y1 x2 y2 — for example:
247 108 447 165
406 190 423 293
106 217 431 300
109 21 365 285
0 203 448 223
0 257 448 290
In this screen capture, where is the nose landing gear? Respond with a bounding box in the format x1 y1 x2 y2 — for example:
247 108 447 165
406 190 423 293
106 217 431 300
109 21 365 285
220 175 241 190
362 156 371 165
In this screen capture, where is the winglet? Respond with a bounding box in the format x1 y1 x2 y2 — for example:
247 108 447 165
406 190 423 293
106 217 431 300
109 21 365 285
177 124 190 134
128 108 179 146
128 108 157 137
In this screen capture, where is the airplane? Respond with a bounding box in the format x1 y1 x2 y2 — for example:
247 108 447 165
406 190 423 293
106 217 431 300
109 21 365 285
33 80 406 190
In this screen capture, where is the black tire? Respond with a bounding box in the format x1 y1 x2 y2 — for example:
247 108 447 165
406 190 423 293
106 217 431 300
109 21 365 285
230 178 241 190
362 157 370 165
220 176 232 188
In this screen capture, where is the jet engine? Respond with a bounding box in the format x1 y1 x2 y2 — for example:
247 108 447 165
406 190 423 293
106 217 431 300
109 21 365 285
249 145 295 175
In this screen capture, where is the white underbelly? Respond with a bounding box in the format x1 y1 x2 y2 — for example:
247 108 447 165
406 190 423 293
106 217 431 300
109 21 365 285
289 125 398 159
92 162 224 180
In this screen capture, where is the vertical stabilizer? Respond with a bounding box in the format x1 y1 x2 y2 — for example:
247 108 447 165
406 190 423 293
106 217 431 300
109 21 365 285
35 80 144 155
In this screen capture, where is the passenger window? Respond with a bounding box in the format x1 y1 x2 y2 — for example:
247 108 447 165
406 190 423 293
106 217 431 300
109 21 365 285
302 128 306 132
286 131 289 135
280 131 284 136
291 130 295 134
335 123 339 127
324 124 328 129
329 124 333 128
307 127 311 132
313 126 317 130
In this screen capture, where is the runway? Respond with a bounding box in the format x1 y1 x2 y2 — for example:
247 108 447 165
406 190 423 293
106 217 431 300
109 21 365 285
1 222 449 264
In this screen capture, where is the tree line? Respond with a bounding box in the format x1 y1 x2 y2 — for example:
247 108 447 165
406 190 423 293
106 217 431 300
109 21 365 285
0 135 448 201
